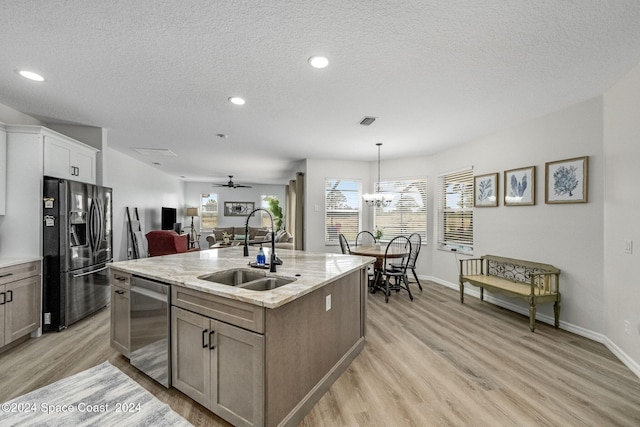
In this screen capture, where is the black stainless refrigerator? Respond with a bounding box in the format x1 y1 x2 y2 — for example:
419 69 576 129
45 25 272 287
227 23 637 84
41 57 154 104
42 176 113 332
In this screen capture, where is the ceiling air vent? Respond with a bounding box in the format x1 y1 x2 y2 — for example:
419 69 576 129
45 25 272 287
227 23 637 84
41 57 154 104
132 148 177 156
359 116 377 126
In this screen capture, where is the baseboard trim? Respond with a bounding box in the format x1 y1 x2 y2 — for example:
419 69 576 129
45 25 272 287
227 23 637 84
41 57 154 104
423 275 640 379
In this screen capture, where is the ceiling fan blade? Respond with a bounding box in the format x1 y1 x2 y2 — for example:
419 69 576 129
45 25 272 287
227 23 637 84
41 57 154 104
234 184 253 188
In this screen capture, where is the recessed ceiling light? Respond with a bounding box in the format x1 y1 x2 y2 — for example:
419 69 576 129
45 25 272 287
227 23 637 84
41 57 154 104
18 70 45 82
308 56 329 69
228 97 245 105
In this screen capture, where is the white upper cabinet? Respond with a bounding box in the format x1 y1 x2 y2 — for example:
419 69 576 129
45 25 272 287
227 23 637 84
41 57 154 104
0 124 6 215
6 125 99 185
43 135 97 184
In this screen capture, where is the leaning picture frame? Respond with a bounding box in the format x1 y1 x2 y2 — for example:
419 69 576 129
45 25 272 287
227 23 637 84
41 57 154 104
545 156 588 204
474 173 499 207
504 166 536 206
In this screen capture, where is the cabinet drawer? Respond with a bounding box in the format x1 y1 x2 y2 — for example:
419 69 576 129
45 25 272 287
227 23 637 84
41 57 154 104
0 261 41 286
172 286 264 334
109 269 131 290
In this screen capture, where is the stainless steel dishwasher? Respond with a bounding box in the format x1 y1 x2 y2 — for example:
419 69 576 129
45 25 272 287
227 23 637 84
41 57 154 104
130 275 171 388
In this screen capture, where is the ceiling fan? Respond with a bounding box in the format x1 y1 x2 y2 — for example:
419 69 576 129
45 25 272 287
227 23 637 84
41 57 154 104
211 175 252 189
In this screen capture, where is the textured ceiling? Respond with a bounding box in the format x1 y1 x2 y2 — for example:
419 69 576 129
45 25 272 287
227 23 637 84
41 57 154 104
2 1 640 185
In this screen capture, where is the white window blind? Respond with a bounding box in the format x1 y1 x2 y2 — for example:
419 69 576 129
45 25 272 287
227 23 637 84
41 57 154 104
200 193 218 231
325 179 361 243
373 178 427 242
438 168 473 253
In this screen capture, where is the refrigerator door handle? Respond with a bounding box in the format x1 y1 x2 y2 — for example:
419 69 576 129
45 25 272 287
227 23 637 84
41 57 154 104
72 265 108 278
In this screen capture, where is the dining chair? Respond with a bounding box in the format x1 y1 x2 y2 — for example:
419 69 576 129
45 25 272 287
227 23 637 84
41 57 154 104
355 230 377 286
377 235 413 303
339 233 351 254
355 230 376 247
390 232 422 291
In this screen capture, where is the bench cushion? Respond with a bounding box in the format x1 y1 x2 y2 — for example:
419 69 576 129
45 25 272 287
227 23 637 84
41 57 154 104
463 274 531 296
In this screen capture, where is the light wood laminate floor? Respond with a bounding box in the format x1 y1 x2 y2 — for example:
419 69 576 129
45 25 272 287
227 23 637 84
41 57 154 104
1 281 639 426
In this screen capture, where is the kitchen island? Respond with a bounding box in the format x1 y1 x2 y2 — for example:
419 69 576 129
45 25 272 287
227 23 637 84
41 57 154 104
109 247 374 427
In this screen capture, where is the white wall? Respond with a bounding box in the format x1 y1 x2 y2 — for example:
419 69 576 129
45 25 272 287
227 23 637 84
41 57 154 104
304 98 605 336
104 148 185 261
425 97 605 334
184 181 286 247
603 61 640 370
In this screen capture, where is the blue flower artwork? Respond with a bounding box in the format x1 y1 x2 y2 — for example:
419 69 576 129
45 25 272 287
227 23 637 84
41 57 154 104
505 166 535 205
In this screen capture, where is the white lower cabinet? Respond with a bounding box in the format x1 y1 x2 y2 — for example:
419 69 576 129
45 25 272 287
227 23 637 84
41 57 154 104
171 306 265 427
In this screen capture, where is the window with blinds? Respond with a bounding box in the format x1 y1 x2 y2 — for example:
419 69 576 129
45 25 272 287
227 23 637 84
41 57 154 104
325 179 361 243
437 168 473 254
373 178 427 242
200 193 218 231
261 195 277 229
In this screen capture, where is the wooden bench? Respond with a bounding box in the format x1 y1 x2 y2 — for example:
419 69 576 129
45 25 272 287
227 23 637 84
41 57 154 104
459 255 561 332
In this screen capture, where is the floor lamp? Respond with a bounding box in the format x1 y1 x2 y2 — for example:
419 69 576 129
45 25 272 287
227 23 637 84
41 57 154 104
186 207 199 248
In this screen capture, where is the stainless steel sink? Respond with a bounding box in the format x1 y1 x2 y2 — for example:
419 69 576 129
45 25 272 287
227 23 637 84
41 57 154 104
237 277 296 291
198 268 296 291
198 268 267 286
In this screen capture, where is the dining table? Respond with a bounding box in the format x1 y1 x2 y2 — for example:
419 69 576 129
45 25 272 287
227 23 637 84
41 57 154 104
349 244 409 293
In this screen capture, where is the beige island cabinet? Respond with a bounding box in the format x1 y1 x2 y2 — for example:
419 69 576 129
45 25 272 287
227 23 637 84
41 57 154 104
109 247 374 427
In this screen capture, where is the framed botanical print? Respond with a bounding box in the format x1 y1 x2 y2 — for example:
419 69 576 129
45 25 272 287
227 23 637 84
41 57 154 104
474 173 499 207
545 156 588 204
504 166 536 206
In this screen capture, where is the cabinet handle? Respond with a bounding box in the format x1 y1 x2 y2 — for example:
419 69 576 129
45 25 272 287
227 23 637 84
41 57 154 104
114 289 125 295
0 292 5 305
114 275 127 282
202 329 208 348
209 330 215 350
6 290 12 303
0 272 13 278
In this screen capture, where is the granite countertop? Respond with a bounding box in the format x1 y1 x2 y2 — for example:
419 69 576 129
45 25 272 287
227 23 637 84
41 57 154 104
0 256 42 269
109 247 374 308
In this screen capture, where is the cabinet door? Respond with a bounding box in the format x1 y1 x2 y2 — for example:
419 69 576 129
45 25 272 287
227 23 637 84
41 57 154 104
211 319 265 427
0 284 5 346
110 284 130 357
171 306 211 407
0 127 6 215
43 136 97 184
71 149 96 184
4 276 41 344
44 136 73 179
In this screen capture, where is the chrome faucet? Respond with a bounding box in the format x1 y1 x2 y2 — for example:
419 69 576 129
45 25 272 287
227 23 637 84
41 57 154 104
243 208 282 272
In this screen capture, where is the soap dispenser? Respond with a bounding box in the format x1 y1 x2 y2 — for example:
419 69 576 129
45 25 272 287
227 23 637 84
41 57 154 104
256 245 266 266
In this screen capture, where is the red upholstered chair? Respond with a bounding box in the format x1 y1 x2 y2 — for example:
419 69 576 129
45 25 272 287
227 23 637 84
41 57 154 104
146 230 199 257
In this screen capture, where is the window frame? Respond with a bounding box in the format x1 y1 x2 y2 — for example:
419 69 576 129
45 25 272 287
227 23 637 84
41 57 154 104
373 177 427 243
200 193 218 231
437 167 474 254
325 178 362 244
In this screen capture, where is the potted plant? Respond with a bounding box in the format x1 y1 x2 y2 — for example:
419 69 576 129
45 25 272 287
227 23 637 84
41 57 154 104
264 196 283 231
374 227 383 248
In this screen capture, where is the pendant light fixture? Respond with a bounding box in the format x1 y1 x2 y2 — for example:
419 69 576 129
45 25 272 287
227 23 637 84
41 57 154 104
363 143 393 207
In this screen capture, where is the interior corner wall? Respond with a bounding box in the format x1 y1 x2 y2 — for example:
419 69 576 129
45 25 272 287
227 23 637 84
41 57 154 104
603 61 640 368
105 148 185 261
417 97 605 334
